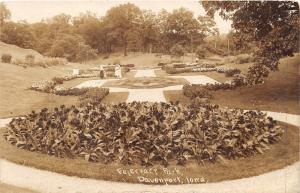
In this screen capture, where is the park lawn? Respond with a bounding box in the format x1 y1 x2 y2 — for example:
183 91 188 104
0 63 82 117
0 183 39 193
165 54 300 114
0 122 297 184
102 92 129 103
88 53 163 68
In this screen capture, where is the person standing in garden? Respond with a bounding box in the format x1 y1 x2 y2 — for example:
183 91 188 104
115 64 122 78
99 64 106 79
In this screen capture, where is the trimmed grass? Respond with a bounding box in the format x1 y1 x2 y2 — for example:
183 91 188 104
102 77 189 89
88 53 163 68
165 54 300 114
0 183 39 193
0 122 297 184
102 92 129 103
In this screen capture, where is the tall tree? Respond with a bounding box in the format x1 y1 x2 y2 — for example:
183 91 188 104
104 3 141 56
136 10 159 53
201 1 299 84
0 2 10 27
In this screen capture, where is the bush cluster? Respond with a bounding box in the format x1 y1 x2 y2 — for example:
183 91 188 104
225 68 241 77
1 53 12 63
165 66 192 74
183 84 212 99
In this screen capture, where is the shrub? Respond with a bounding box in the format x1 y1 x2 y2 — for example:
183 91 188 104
25 54 35 65
235 54 254 64
79 88 109 106
4 102 283 165
157 62 167 67
52 77 64 85
1 54 12 63
205 83 234 91
183 84 212 99
165 66 192 74
199 63 216 68
30 80 55 93
195 46 208 59
54 87 91 96
225 68 241 77
172 63 186 68
121 64 135 68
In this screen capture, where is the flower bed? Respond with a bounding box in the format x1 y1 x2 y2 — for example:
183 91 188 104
165 66 193 74
30 74 99 93
192 67 216 72
4 102 283 166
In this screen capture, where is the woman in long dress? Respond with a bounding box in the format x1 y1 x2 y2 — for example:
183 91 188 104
115 64 122 78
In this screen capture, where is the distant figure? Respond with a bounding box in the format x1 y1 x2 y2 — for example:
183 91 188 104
99 65 106 79
195 58 199 63
115 64 122 78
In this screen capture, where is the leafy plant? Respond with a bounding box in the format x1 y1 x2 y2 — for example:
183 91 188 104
225 68 241 77
4 102 284 166
183 84 212 99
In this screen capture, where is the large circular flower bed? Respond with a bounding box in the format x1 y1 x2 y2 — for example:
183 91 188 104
3 102 284 166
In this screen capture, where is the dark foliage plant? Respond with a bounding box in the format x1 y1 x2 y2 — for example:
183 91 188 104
1 53 12 63
4 102 283 166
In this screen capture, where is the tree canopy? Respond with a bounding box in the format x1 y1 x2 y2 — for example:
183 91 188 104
0 2 230 61
201 1 299 84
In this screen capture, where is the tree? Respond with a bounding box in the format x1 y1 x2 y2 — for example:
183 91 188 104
104 3 141 56
165 8 200 47
73 12 104 52
1 21 36 48
201 1 299 84
170 44 185 57
0 2 10 27
49 34 96 62
136 10 159 53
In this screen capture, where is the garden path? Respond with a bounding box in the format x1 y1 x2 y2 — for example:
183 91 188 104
75 70 219 103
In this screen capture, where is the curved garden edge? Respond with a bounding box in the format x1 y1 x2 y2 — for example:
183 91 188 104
0 110 299 193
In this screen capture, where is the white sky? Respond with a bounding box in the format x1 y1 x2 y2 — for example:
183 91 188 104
3 0 232 34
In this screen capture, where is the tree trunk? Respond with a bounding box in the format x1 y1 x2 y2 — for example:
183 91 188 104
124 42 127 56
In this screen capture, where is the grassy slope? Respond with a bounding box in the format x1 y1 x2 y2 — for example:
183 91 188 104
165 54 300 114
88 53 163 68
0 183 39 193
0 41 44 60
0 63 79 117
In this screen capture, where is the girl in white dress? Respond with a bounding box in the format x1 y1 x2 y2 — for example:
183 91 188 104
115 64 122 78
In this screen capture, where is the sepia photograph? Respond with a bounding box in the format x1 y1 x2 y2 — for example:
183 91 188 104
0 0 299 193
